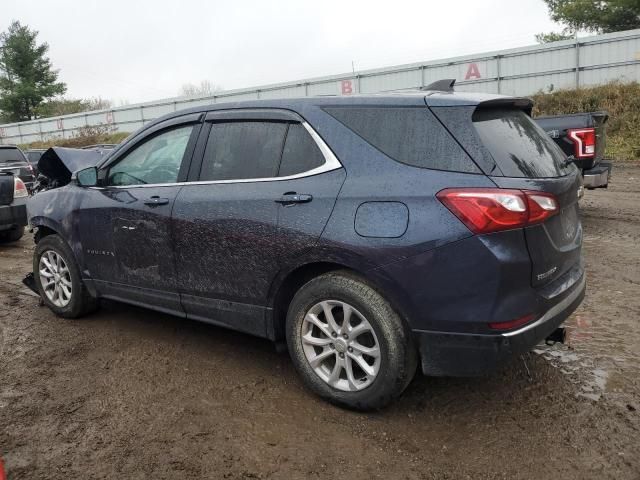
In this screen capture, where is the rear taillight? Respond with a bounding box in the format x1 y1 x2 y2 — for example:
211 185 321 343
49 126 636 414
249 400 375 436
526 193 558 224
437 188 558 234
488 314 536 331
568 128 596 158
14 177 28 198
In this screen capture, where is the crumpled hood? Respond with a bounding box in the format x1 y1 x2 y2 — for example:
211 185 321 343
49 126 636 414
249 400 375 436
37 147 105 184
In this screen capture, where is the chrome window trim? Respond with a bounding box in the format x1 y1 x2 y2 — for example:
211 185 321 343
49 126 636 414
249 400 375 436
96 121 342 190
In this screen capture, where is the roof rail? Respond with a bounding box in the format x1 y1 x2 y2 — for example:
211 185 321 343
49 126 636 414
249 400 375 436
420 79 456 92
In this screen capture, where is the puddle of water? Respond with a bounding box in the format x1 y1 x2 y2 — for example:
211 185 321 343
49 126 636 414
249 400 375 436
534 309 639 404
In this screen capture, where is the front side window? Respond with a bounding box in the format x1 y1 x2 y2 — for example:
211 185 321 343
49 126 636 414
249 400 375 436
108 125 194 186
200 122 288 181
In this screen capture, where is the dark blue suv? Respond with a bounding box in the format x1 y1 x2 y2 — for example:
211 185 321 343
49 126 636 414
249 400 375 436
28 88 585 409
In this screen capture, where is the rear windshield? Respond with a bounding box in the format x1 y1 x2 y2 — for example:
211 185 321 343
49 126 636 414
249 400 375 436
324 106 480 173
473 108 573 178
0 148 25 164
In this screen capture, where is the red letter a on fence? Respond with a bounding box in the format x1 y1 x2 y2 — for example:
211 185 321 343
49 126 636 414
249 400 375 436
465 63 481 80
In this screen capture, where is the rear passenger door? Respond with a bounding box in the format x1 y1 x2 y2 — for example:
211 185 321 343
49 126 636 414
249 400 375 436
172 109 345 337
272 122 346 267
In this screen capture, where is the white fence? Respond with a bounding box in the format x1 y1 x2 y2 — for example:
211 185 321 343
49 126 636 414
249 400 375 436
2 28 640 145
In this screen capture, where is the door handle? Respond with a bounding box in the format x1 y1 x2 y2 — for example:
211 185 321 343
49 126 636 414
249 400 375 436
275 193 313 204
144 196 169 206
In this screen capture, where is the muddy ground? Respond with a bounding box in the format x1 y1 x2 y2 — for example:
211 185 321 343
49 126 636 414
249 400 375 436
1 166 639 480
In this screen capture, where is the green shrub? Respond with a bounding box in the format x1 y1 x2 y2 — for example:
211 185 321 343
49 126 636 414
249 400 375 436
20 125 129 150
531 81 640 161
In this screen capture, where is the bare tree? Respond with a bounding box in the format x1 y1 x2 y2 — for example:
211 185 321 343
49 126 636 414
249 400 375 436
180 80 222 97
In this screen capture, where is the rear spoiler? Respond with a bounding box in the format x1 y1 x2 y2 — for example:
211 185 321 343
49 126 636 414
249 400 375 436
476 98 534 116
421 79 534 114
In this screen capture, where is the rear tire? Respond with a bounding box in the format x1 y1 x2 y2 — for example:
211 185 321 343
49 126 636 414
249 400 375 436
33 234 98 318
286 271 417 410
0 226 24 243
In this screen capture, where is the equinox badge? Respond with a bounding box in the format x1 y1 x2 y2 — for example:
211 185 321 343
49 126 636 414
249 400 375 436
537 266 558 281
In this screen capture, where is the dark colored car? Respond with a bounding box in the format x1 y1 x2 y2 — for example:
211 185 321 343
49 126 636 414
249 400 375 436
25 149 47 176
0 145 36 191
0 171 28 242
535 112 610 188
26 87 585 409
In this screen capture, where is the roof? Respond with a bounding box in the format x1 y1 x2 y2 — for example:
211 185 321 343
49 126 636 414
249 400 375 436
142 90 523 132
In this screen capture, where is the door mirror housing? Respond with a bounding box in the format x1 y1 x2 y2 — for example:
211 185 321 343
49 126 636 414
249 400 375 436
74 167 98 187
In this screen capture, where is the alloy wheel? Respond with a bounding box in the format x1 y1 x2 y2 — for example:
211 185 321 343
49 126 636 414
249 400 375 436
38 250 72 308
301 300 381 392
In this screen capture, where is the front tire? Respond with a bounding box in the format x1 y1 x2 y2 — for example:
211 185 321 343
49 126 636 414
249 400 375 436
33 234 98 318
286 271 417 410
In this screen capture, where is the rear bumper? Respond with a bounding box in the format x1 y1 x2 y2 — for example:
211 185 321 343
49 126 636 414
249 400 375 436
583 161 611 189
413 274 585 376
0 200 28 229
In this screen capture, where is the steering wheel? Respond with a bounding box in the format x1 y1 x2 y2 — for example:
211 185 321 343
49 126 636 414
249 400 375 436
147 164 179 183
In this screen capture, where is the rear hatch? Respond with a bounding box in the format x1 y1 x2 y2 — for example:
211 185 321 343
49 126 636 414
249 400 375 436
432 103 582 289
0 147 34 183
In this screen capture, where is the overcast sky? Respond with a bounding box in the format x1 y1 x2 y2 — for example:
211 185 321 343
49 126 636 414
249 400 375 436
3 0 563 104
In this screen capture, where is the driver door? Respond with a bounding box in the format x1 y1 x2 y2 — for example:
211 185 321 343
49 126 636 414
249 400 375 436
79 117 202 315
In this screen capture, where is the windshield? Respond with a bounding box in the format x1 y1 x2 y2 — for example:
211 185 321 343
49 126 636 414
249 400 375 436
473 108 575 178
0 148 26 164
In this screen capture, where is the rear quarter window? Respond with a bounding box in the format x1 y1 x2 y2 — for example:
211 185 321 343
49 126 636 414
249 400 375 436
323 106 480 173
278 123 325 177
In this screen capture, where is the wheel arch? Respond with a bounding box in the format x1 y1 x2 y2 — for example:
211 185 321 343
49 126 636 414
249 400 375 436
33 225 59 244
31 217 64 244
30 219 92 295
268 256 414 343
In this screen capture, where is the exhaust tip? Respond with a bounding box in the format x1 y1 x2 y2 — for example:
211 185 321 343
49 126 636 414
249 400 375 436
545 327 566 345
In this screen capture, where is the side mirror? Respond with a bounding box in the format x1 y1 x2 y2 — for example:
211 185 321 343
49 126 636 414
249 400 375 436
74 167 98 187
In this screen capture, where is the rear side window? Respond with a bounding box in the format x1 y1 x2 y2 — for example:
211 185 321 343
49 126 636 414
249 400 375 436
323 106 480 173
0 148 25 164
200 122 287 181
473 108 574 178
278 124 324 177
26 151 43 164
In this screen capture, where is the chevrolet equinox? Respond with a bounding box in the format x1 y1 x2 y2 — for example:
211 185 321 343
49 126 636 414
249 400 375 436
28 85 585 409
